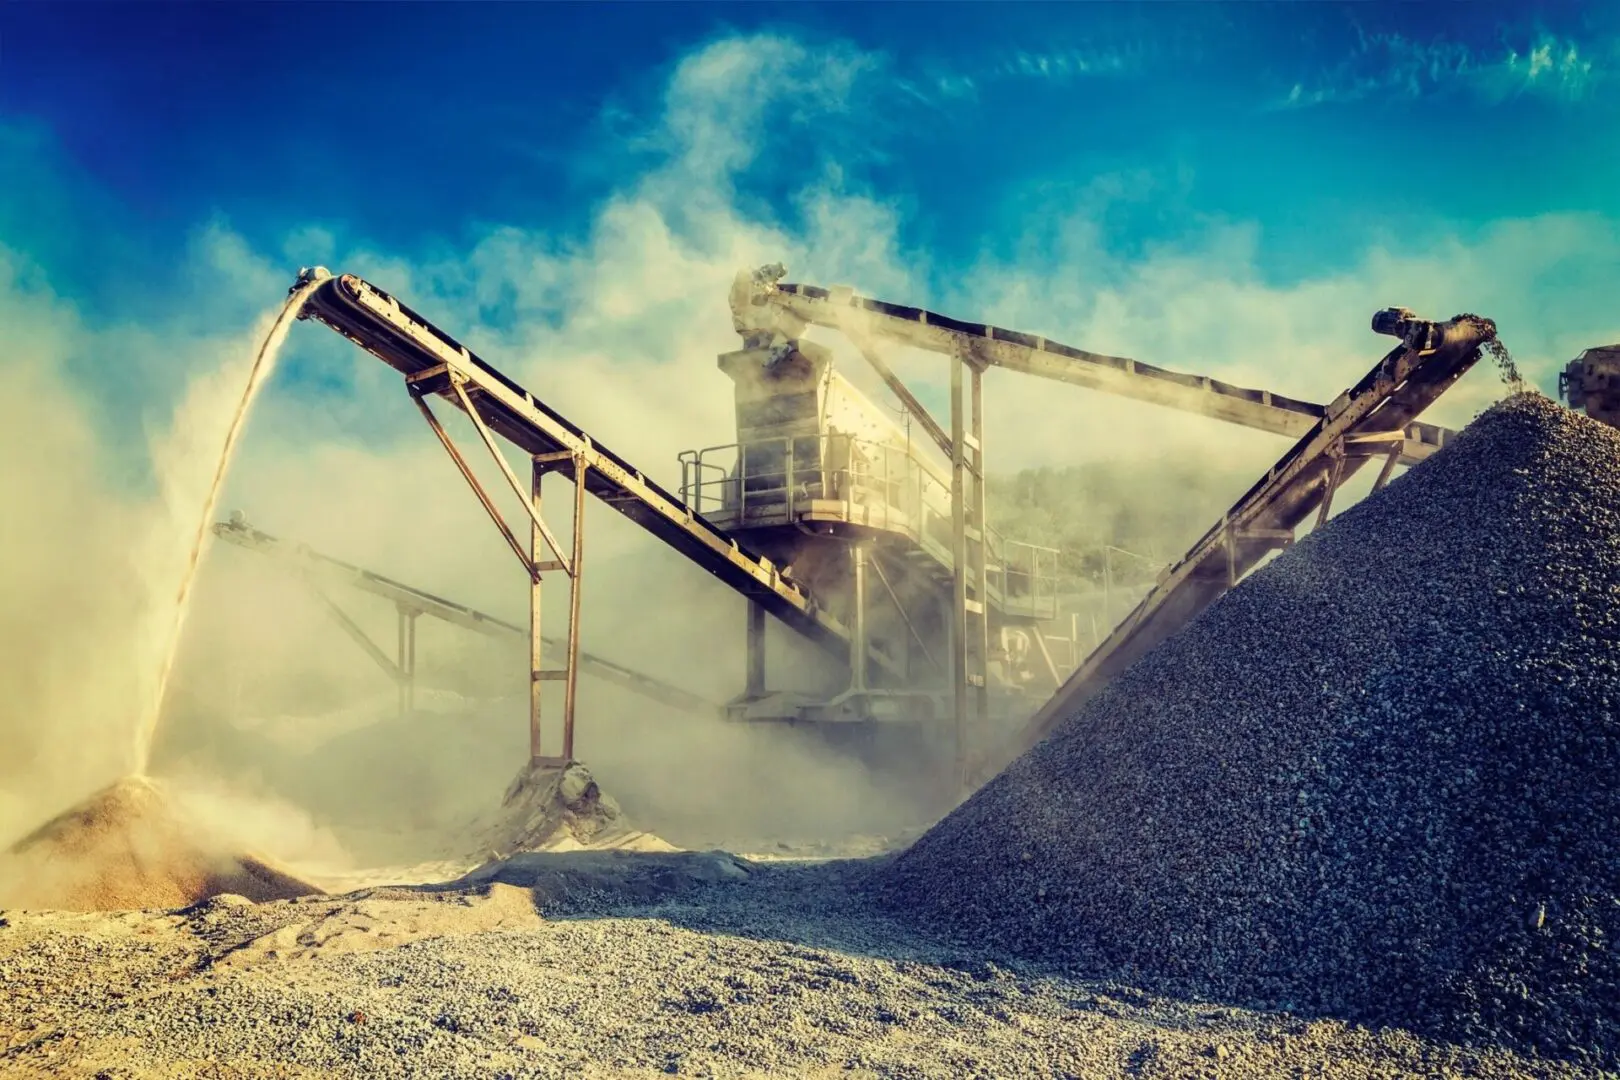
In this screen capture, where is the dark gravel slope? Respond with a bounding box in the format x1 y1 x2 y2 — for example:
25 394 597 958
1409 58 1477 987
881 393 1620 1067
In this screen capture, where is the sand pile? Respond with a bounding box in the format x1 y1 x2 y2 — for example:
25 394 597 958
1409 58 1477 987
0 775 319 911
882 393 1620 1064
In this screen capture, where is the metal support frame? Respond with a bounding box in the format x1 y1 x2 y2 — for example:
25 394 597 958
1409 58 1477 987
1315 443 1348 529
849 336 952 459
396 606 419 715
408 374 588 767
305 584 421 718
211 516 716 717
746 601 767 697
870 553 941 675
1341 429 1413 494
950 349 990 783
849 541 870 693
1030 627 1063 688
528 452 587 766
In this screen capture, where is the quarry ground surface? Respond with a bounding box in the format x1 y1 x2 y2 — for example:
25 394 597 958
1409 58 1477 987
7 393 1617 1080
0 851 1601 1080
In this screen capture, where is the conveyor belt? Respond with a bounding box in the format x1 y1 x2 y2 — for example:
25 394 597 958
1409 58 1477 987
976 309 1498 782
295 271 899 679
741 274 1451 464
211 517 719 717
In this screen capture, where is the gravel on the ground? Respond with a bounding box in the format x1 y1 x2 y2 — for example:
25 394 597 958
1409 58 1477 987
0 852 1596 1079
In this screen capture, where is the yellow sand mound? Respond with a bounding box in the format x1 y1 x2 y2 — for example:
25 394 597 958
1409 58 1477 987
0 775 320 911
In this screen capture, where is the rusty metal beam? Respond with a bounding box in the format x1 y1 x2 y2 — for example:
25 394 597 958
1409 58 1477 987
744 274 1452 464
450 374 573 576
528 459 546 763
563 454 586 760
411 387 538 582
845 331 952 459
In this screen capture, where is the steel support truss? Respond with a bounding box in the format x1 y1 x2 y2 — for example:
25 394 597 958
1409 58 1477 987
407 366 587 767
304 583 421 717
211 516 717 718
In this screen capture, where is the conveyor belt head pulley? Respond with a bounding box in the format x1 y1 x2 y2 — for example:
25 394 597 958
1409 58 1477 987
292 266 333 295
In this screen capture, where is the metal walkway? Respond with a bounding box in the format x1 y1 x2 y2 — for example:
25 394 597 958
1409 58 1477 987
972 308 1500 782
211 516 719 718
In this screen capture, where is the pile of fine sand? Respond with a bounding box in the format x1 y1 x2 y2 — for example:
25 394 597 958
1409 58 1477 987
0 775 319 911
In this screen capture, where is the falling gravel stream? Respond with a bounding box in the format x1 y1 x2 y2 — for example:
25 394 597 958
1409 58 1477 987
134 279 320 775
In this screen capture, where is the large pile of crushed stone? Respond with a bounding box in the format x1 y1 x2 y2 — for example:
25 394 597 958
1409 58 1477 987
0 776 319 911
881 393 1620 1065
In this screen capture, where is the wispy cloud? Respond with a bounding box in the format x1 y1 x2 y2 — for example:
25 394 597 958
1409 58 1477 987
1279 30 1603 110
897 43 1139 111
994 47 1134 84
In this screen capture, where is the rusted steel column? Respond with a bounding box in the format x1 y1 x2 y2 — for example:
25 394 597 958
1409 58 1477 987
562 454 587 762
746 601 766 697
950 354 969 782
971 365 989 731
850 542 869 693
529 459 545 764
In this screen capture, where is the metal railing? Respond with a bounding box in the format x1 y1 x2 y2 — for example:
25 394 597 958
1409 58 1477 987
678 433 1061 619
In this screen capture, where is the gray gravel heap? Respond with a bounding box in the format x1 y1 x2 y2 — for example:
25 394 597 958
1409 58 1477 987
880 392 1620 1067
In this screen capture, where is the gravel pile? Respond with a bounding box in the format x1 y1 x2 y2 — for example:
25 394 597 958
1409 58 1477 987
881 393 1620 1066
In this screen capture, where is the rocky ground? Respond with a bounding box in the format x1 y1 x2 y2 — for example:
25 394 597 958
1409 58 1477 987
0 850 1598 1080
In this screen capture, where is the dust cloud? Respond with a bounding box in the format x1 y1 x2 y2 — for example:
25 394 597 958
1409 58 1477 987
0 285 354 904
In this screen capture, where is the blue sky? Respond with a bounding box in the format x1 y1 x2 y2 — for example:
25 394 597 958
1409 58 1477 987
3 1 1620 534
5 2 1616 288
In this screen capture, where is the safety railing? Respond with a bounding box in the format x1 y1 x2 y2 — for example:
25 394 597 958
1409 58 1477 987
677 434 1061 619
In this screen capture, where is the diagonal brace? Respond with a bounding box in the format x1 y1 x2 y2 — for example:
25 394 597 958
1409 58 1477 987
448 375 574 577
848 333 952 459
411 388 540 582
306 582 402 682
870 554 942 674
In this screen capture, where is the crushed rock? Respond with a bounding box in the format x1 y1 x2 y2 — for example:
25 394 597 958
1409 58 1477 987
0 854 1599 1079
879 393 1620 1067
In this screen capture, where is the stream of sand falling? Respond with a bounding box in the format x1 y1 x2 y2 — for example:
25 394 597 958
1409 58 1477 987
132 279 323 775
